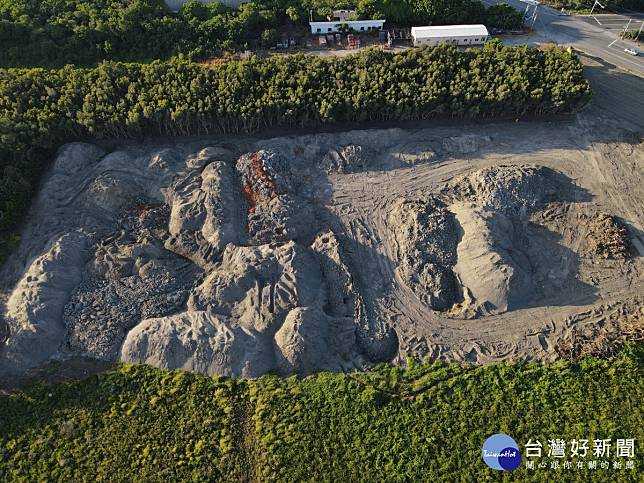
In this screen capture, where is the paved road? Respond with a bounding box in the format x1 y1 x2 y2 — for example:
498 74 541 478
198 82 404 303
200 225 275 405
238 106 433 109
481 0 644 77
578 13 644 32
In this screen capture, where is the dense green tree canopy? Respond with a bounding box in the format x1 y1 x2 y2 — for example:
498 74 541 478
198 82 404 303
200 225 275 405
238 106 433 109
0 44 590 255
485 3 524 30
0 0 524 67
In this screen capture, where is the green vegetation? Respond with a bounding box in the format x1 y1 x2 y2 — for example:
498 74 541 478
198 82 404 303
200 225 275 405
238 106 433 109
0 0 281 67
485 3 525 30
0 44 590 255
0 234 20 269
0 365 243 481
624 29 642 42
349 0 522 28
0 0 524 67
1 345 642 480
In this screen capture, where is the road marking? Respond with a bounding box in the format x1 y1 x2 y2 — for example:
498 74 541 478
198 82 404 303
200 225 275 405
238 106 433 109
602 47 644 70
592 16 602 26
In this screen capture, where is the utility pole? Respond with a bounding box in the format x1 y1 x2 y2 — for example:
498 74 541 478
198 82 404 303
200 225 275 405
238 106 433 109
620 18 632 38
519 0 540 30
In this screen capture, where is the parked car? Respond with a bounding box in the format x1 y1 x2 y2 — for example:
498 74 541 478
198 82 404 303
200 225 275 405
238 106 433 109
624 47 640 56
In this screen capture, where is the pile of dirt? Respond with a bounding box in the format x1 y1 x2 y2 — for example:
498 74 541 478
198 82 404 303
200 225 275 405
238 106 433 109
0 143 384 378
579 212 631 259
388 165 565 316
320 145 370 174
4 233 88 371
445 165 559 214
236 150 315 245
63 204 198 359
165 149 241 269
1 117 642 379
121 234 369 377
389 197 460 311
446 166 553 314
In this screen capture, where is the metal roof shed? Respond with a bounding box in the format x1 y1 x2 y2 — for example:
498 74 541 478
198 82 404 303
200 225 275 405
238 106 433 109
309 20 385 34
411 24 490 47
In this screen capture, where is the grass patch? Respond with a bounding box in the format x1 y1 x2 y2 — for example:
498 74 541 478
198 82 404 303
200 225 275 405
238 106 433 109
1 345 641 481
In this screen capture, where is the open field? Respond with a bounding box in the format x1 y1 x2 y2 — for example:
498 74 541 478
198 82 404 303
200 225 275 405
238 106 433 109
1 349 642 481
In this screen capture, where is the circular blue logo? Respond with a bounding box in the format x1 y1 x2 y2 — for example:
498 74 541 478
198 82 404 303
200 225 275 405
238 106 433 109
482 434 522 470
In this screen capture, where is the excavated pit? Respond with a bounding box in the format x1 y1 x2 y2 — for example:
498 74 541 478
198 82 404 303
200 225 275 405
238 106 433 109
1 119 643 378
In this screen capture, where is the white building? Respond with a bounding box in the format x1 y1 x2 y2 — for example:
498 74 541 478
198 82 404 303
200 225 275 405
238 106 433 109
165 0 245 11
411 25 490 47
310 20 385 35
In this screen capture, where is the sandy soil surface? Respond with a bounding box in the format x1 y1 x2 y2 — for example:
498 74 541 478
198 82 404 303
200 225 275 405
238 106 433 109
1 57 642 382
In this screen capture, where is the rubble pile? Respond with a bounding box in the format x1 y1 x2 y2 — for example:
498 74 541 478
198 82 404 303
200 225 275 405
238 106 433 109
236 150 315 245
389 196 460 311
320 145 368 174
63 200 198 359
2 122 640 379
391 166 566 315
580 212 631 260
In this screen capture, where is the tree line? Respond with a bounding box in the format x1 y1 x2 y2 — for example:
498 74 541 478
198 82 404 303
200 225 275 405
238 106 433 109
0 0 523 67
0 43 590 241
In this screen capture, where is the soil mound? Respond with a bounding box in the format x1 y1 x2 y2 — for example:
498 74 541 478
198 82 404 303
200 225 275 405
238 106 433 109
2 119 641 377
389 197 460 311
389 166 567 315
579 212 631 260
0 143 381 377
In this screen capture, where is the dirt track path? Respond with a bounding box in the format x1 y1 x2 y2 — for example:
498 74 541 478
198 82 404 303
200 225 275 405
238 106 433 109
322 99 643 363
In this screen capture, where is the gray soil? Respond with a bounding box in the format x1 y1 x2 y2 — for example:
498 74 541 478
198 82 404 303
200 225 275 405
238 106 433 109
1 56 643 380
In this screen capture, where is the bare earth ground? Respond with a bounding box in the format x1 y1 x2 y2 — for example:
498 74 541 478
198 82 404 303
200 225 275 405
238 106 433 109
0 55 642 384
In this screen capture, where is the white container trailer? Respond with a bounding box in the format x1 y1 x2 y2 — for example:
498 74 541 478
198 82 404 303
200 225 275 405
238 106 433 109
411 25 490 47
309 20 385 35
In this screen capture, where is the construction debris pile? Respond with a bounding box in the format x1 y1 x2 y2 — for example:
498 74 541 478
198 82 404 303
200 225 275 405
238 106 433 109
579 212 631 260
1 119 642 380
237 150 315 244
389 196 459 311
